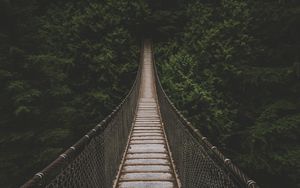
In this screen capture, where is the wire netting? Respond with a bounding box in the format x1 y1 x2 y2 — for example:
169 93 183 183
22 41 257 188
153 44 257 188
21 45 143 188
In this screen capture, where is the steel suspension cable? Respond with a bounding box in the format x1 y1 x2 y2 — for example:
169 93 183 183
152 41 258 188
21 42 144 188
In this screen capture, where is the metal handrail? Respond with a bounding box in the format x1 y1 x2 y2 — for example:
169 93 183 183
152 41 258 188
21 41 144 188
21 40 258 188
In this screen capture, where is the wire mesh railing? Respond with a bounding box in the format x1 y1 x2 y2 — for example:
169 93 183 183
152 43 258 188
21 44 143 188
21 40 258 188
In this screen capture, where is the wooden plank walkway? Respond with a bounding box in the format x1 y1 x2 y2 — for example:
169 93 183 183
113 41 180 188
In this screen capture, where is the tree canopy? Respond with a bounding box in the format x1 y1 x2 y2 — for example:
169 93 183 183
0 0 299 187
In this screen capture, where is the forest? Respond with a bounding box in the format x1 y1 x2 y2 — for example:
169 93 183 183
0 0 299 187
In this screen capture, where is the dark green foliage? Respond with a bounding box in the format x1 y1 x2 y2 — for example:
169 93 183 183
0 0 149 187
0 0 299 187
155 0 300 187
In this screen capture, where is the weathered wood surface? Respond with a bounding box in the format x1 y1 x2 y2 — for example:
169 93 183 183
114 41 180 188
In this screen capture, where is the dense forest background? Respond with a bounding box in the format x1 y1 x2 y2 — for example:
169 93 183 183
0 0 299 187
0 0 147 187
154 0 300 187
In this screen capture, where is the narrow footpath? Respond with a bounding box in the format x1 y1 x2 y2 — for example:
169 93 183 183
113 41 180 188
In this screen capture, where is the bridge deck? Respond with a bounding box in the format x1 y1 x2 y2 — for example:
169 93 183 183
113 42 180 188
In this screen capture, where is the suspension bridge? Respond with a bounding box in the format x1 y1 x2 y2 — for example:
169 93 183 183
22 40 257 188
